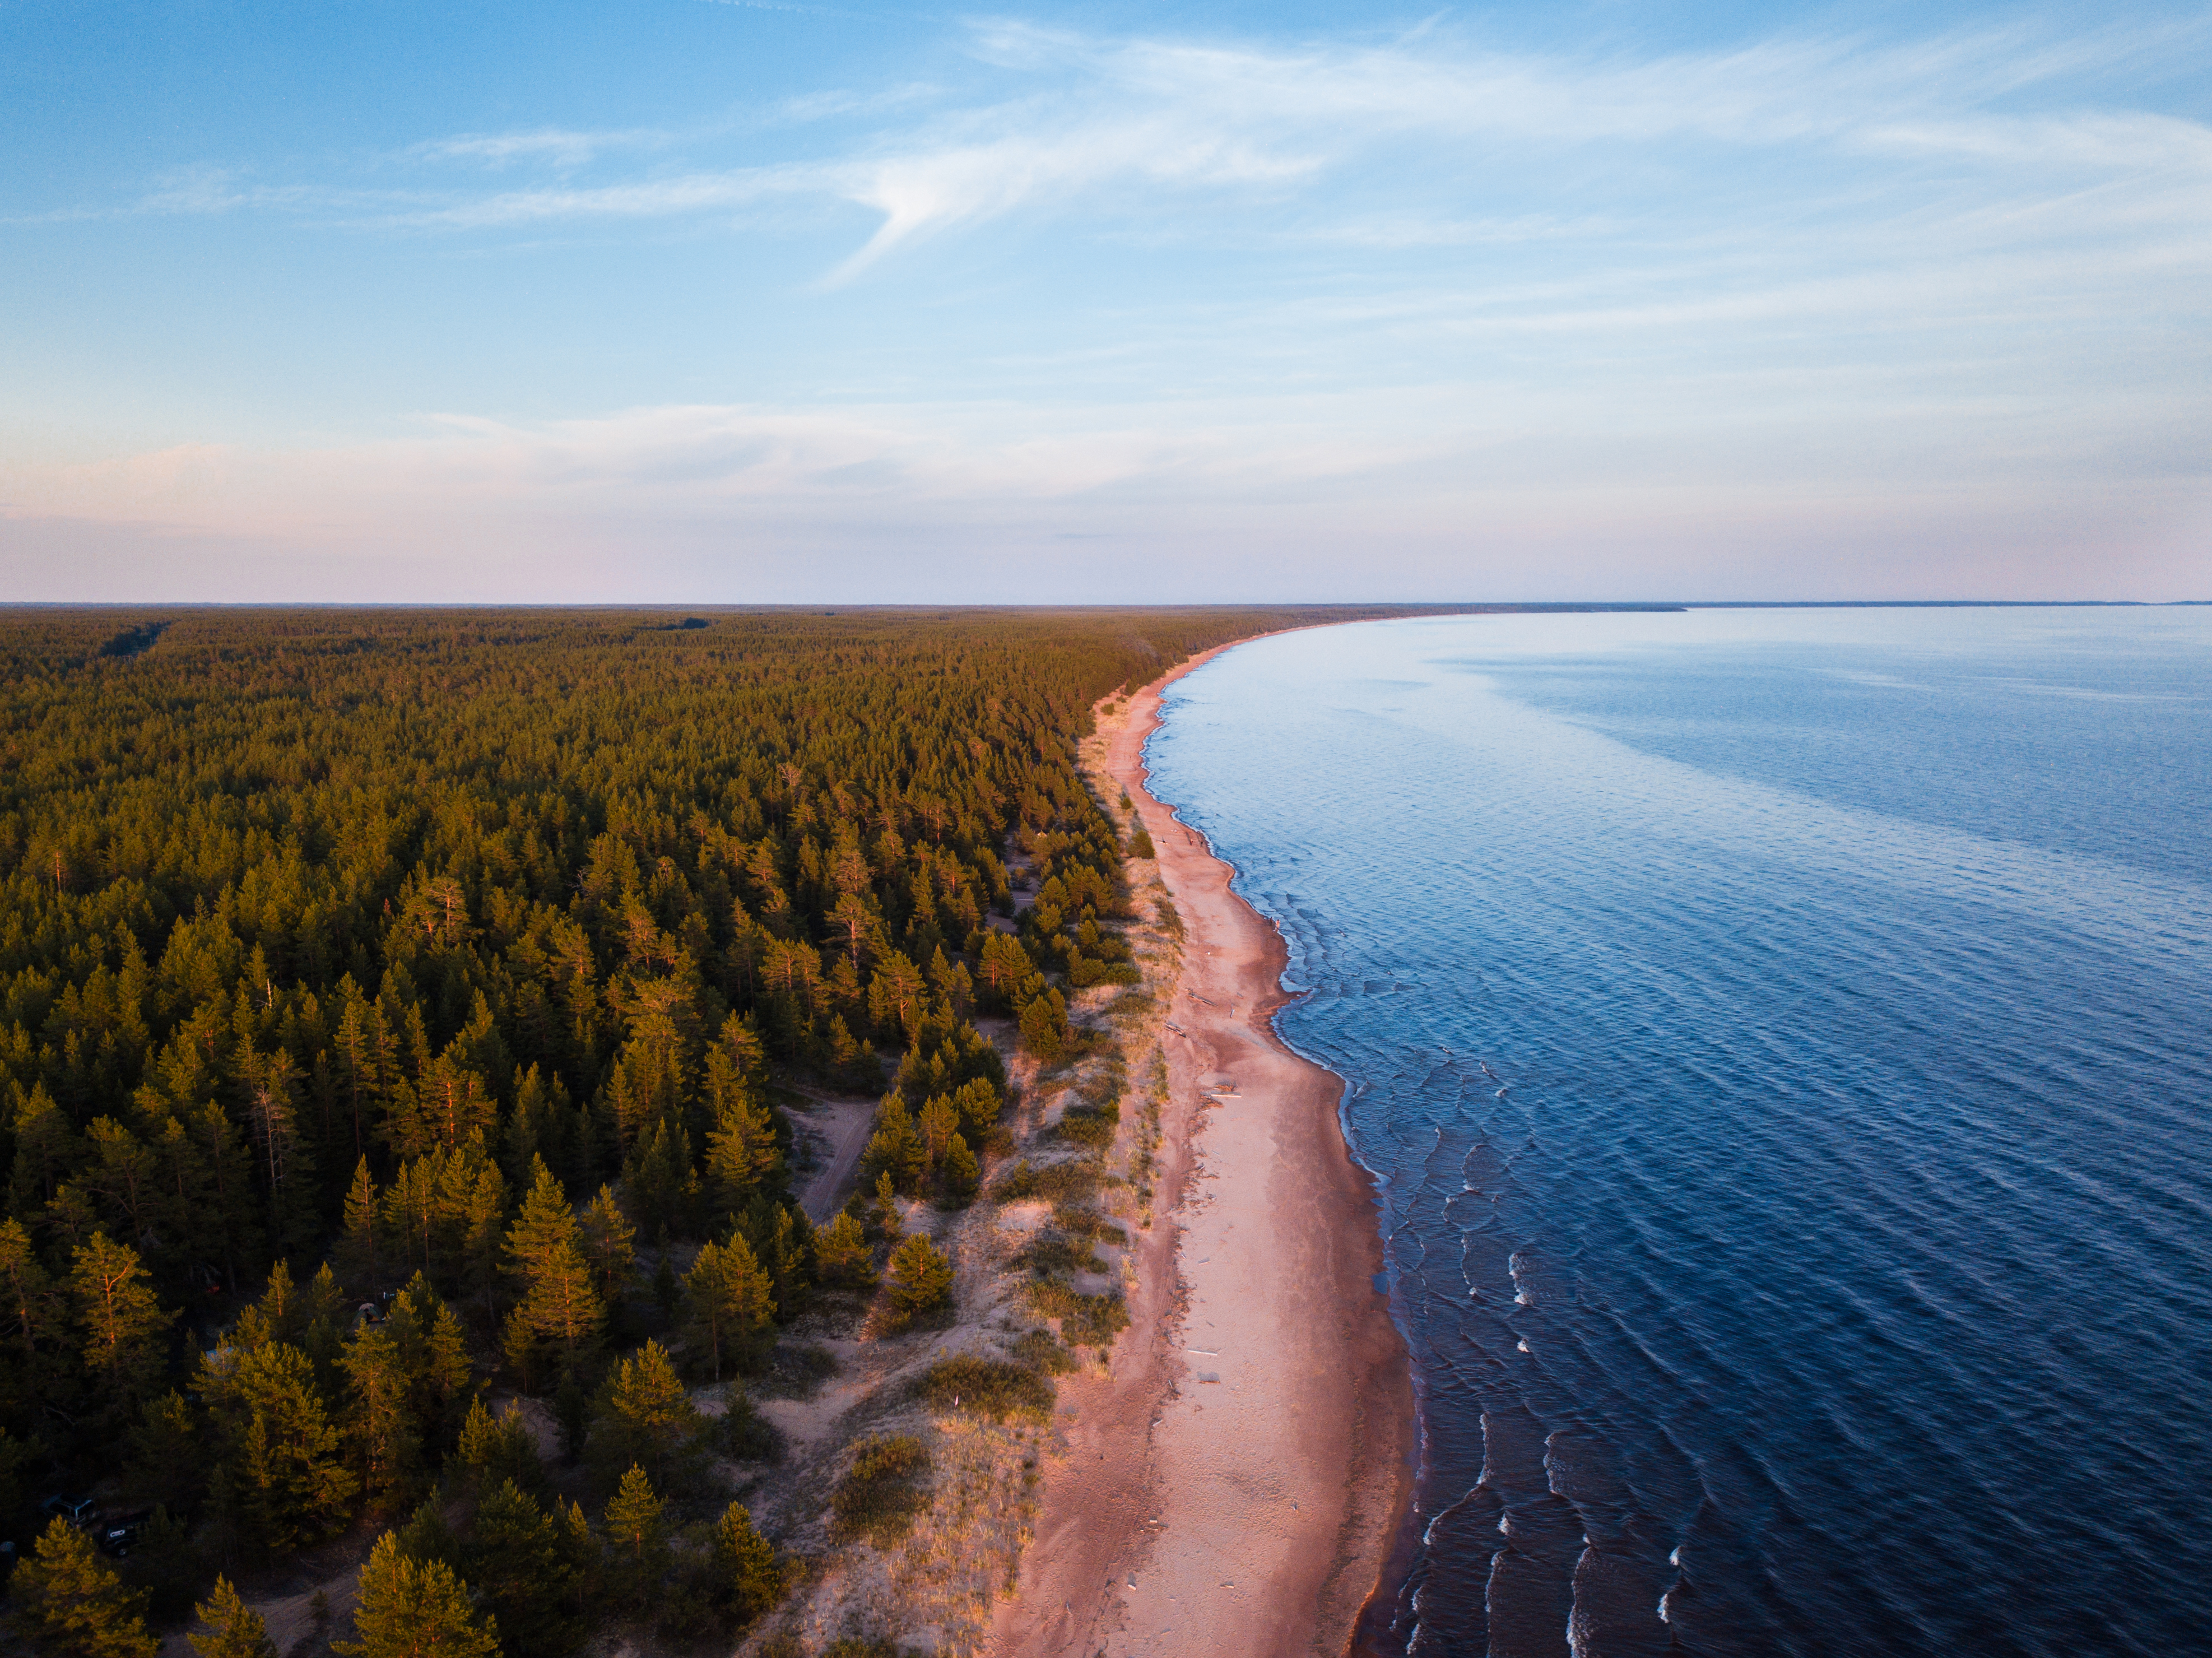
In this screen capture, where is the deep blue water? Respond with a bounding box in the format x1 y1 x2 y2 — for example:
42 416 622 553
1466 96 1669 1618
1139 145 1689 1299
1142 609 2212 1658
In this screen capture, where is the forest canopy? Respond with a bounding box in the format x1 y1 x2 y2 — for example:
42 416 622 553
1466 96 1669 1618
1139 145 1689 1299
0 604 1442 1648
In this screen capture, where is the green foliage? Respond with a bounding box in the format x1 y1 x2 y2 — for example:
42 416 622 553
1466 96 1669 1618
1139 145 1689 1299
9 1516 157 1658
0 605 1432 1591
599 1463 670 1609
830 1433 931 1545
464 1479 583 1656
717 1393 786 1462
188 1576 277 1658
501 1158 604 1388
1009 1327 1078 1376
938 1133 980 1207
1026 1281 1131 1348
811 1209 873 1290
1054 1096 1120 1147
69 1231 171 1428
919 1355 1054 1419
672 1496 796 1620
336 1531 500 1658
987 1158 1100 1205
202 1338 359 1552
684 1233 776 1382
588 1339 706 1492
456 1395 547 1496
1019 1233 1109 1277
1018 988 1071 1061
884 1234 954 1318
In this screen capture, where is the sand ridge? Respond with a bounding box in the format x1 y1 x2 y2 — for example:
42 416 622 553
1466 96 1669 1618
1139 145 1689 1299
989 641 1414 1658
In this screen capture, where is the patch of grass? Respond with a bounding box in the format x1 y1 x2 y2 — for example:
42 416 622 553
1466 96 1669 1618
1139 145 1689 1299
1052 1208 1127 1244
1106 988 1156 1029
830 1433 932 1546
919 1355 1055 1420
1009 1329 1078 1376
1054 1104 1119 1147
1026 1281 1132 1348
1018 1233 1108 1277
990 1157 1102 1205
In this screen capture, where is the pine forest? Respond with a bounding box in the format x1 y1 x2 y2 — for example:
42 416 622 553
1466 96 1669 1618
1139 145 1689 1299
0 605 1428 1658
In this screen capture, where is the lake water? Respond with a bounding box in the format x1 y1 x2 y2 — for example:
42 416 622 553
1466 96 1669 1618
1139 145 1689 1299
1142 609 2212 1657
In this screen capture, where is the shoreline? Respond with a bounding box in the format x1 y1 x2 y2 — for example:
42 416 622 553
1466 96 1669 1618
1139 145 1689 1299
991 638 1414 1657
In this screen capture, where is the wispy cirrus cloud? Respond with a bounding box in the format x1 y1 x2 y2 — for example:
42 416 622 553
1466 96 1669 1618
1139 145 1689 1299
361 15 2212 277
21 17 2212 268
410 127 671 169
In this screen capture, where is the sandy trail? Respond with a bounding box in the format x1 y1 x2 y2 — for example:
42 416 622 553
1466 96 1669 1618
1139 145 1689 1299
990 642 1413 1658
791 1088 880 1223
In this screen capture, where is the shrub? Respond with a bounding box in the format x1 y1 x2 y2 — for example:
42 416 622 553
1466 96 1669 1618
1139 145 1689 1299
1055 1103 1118 1148
718 1395 786 1464
1019 1233 1107 1278
1009 1328 1078 1376
919 1357 1054 1420
1028 1281 1131 1348
830 1434 931 1545
988 1158 1100 1205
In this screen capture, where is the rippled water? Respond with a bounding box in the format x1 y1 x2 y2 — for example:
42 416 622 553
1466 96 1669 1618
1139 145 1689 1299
1142 609 2212 1658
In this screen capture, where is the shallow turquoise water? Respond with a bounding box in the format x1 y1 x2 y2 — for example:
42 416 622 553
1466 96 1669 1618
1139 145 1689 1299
1142 609 2212 1657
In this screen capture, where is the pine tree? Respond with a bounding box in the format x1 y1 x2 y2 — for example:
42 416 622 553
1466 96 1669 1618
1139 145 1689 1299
461 1159 507 1322
204 1339 359 1551
684 1235 776 1382
859 1095 925 1193
865 949 927 1043
464 1479 582 1656
941 1133 980 1207
1018 987 1070 1062
0 1215 59 1418
886 1233 955 1317
457 1396 546 1494
712 1500 784 1622
873 1170 903 1242
189 1575 277 1658
812 1210 873 1289
334 1532 500 1658
340 1323 421 1499
69 1231 171 1427
10 1515 157 1658
589 1339 705 1489
501 1159 603 1390
230 1258 300 1350
387 1278 471 1453
126 1390 207 1514
578 1183 637 1304
600 1464 669 1609
334 1157 382 1291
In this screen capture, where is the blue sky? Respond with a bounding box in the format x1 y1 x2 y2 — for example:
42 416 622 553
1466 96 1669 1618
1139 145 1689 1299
2 0 2207 601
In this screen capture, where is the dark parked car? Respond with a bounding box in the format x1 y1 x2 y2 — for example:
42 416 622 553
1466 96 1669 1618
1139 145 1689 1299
96 1509 152 1557
39 1493 99 1529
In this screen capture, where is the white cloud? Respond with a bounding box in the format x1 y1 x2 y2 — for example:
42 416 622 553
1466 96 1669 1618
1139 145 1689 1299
411 127 668 169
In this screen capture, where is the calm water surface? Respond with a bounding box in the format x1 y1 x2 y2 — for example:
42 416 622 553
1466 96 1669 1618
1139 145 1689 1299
1143 609 2212 1657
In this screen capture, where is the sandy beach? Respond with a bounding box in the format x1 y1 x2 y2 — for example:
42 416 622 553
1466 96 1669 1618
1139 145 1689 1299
990 641 1413 1658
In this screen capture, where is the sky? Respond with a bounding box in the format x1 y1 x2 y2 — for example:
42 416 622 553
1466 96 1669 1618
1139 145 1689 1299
1 0 2207 602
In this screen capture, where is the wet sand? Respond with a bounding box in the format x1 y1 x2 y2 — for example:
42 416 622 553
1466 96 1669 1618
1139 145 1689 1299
990 641 1413 1658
